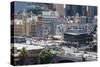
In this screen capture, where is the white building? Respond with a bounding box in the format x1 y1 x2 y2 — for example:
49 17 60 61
41 11 61 37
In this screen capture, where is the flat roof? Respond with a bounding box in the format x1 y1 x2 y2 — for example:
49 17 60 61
13 43 44 50
64 32 89 35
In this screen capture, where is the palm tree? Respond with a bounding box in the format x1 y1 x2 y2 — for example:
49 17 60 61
19 47 28 65
38 49 54 64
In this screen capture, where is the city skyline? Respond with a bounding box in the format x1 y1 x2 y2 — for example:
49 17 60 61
11 1 97 66
11 1 97 17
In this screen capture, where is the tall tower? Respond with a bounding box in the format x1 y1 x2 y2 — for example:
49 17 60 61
22 9 31 36
87 6 95 17
55 4 64 17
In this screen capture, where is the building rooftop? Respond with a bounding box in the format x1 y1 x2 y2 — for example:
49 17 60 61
13 43 44 50
65 32 89 35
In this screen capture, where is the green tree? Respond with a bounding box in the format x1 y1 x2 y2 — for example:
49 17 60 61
38 49 54 64
19 47 28 65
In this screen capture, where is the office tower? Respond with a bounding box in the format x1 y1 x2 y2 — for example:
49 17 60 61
87 6 97 17
65 5 83 16
55 4 64 17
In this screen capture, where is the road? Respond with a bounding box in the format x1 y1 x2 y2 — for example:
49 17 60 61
53 54 97 62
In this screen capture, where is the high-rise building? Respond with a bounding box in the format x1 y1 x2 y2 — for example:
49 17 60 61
41 11 60 37
87 6 97 17
80 16 87 23
65 5 97 17
55 4 64 17
11 10 35 37
65 5 83 16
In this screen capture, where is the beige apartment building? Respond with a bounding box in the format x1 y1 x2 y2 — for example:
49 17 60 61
55 4 64 17
11 14 43 37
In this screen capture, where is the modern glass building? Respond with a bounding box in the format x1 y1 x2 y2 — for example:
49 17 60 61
65 5 97 17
